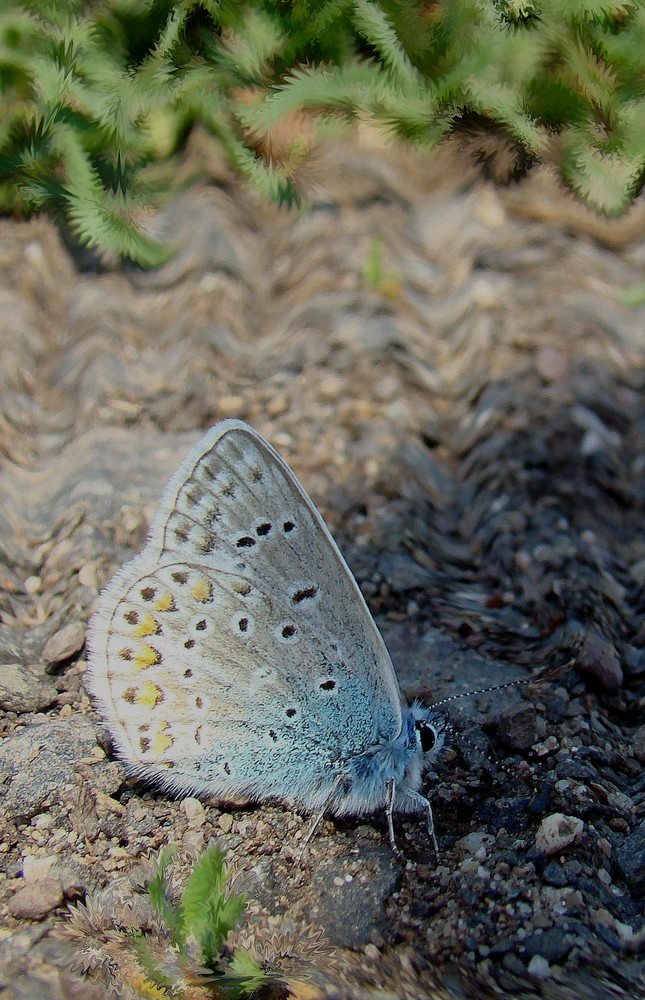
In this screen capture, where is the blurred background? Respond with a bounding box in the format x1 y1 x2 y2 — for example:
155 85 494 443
1 4 645 1000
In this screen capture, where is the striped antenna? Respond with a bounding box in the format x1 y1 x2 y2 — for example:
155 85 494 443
427 661 566 712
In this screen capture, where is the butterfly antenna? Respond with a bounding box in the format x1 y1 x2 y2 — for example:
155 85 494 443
427 659 569 712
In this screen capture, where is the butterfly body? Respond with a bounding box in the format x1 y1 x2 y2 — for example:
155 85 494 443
88 421 446 847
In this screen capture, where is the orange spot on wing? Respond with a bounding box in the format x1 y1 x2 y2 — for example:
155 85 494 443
154 592 176 612
133 643 161 671
133 613 161 637
151 722 173 754
135 680 164 709
190 578 213 603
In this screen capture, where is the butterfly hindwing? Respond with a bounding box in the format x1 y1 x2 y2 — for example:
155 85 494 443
88 421 404 809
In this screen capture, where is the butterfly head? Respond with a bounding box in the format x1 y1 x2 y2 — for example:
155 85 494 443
409 701 449 764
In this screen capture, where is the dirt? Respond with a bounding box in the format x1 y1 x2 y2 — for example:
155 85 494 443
1 135 644 1000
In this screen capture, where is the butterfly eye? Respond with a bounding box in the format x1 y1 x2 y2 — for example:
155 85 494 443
415 720 437 753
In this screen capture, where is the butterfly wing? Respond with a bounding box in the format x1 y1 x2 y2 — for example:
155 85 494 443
87 420 404 811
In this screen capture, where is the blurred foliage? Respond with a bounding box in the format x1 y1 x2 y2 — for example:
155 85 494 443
65 843 335 998
1 0 644 263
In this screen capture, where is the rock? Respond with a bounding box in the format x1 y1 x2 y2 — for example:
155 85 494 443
494 703 537 750
297 844 401 949
457 832 495 858
632 724 645 764
22 855 57 881
522 926 572 962
56 861 90 901
42 622 86 666
615 819 645 895
7 878 64 920
480 796 532 835
542 861 572 887
182 797 206 826
217 813 234 833
0 664 58 713
0 716 102 820
527 954 552 979
575 630 623 692
535 813 584 855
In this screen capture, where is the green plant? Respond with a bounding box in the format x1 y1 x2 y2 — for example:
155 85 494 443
62 843 336 999
362 235 402 297
2 0 644 264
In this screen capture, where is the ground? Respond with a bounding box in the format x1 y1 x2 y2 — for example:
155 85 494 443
0 136 644 1000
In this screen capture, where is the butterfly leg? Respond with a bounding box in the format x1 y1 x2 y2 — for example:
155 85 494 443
403 789 439 857
385 778 400 854
296 776 344 865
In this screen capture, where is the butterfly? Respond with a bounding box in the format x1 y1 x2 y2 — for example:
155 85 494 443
87 420 447 853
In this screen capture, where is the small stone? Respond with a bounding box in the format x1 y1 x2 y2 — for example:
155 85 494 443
632 724 645 763
502 953 526 977
22 854 56 881
614 919 635 944
183 829 205 855
8 878 63 920
527 955 552 979
265 393 289 418
78 561 99 588
318 373 345 401
0 664 58 713
298 844 399 949
535 813 584 855
182 797 206 826
23 576 42 595
217 813 234 833
495 703 537 751
615 818 645 894
472 277 499 308
457 832 495 858
542 861 568 887
57 862 88 900
374 375 400 401
42 621 86 665
575 630 623 692
523 927 571 963
0 716 102 820
598 867 612 886
474 189 506 228
217 395 247 417
95 791 125 816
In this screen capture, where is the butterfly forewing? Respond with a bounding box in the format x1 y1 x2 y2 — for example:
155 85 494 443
88 421 404 807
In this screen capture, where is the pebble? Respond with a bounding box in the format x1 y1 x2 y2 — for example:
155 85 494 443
535 814 584 855
78 561 99 588
8 878 64 920
495 703 537 750
0 716 103 820
615 818 645 894
527 954 552 979
0 664 58 713
457 832 495 858
22 855 57 881
575 630 623 692
217 813 234 833
182 829 205 855
41 621 86 665
265 392 288 418
217 395 246 417
182 797 206 826
318 374 344 401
